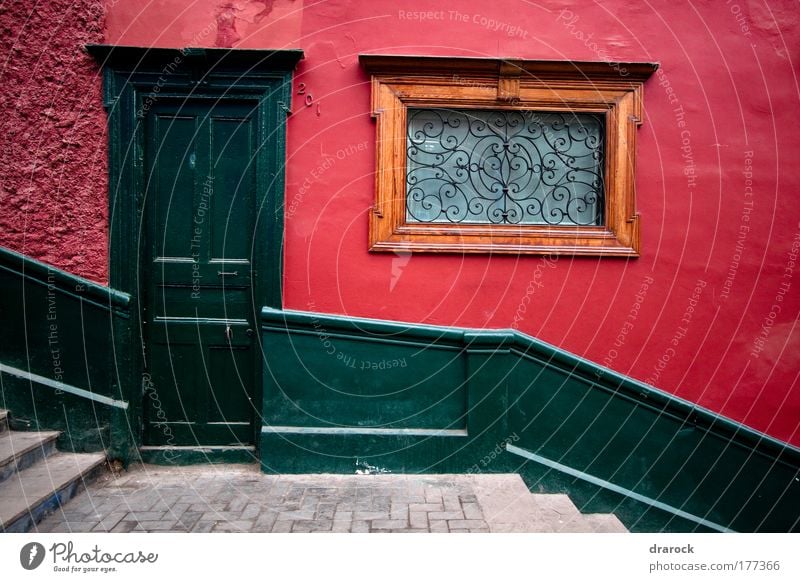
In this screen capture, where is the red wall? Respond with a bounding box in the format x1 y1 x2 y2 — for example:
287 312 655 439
0 0 108 282
14 1 800 444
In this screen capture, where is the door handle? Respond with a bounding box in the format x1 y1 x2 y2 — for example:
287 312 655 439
217 270 239 277
225 325 233 341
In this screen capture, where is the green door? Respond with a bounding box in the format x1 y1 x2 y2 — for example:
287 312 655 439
142 99 261 447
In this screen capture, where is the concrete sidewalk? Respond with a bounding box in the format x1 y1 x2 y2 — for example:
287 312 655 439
35 464 627 533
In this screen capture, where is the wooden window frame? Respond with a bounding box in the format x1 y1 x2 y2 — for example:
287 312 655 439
360 55 658 256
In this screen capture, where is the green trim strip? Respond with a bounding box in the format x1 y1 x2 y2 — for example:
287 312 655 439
138 445 257 465
139 445 256 452
262 426 468 437
0 245 130 311
0 363 129 410
506 443 733 533
261 307 465 344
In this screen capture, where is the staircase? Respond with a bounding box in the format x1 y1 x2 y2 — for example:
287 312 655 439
470 474 628 532
0 409 106 533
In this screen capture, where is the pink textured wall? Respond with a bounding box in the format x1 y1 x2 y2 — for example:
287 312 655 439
0 0 108 282
6 1 799 444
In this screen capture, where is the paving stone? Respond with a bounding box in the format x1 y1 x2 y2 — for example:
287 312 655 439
389 502 408 520
582 513 628 533
199 511 242 522
34 522 60 533
370 519 408 530
190 521 215 533
447 519 488 529
54 521 97 533
284 489 304 504
110 520 139 533
428 510 464 520
277 509 315 521
409 503 443 512
352 510 389 520
69 502 108 516
132 494 166 512
442 494 462 512
300 496 319 510
314 503 336 520
189 502 226 512
213 520 254 532
429 519 449 533
271 520 294 533
394 495 427 504
350 520 370 533
371 496 391 511
174 511 202 531
462 502 483 520
292 519 332 532
253 511 278 532
240 502 262 520
227 497 249 512
424 489 443 504
135 520 177 531
307 487 336 496
148 498 180 512
409 511 428 529
123 511 165 521
90 511 127 532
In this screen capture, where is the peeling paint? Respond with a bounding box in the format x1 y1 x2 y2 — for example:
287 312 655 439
354 459 391 475
214 3 241 47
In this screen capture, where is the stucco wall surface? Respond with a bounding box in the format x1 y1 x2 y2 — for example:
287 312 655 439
3 0 798 445
0 0 107 282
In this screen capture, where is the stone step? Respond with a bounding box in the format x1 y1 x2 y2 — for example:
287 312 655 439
0 410 7 434
0 430 60 484
467 474 627 532
0 451 106 533
581 512 629 533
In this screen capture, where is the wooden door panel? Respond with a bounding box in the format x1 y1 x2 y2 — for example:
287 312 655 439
150 113 199 260
144 324 254 445
150 286 251 320
209 115 256 260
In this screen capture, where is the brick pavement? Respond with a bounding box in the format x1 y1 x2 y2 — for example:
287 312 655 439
34 464 627 533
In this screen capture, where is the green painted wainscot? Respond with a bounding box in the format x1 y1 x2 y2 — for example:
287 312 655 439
260 307 800 533
1 250 797 533
0 246 135 461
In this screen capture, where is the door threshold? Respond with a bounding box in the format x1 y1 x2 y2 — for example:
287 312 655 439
138 445 257 465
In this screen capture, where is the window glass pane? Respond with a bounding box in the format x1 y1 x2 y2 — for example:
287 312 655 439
406 109 604 225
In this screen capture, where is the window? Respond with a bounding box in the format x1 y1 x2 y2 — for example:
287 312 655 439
360 55 658 256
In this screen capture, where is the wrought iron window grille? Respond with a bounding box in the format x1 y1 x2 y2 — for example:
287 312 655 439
406 108 605 226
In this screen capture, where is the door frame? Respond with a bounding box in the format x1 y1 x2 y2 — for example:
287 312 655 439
90 45 303 454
